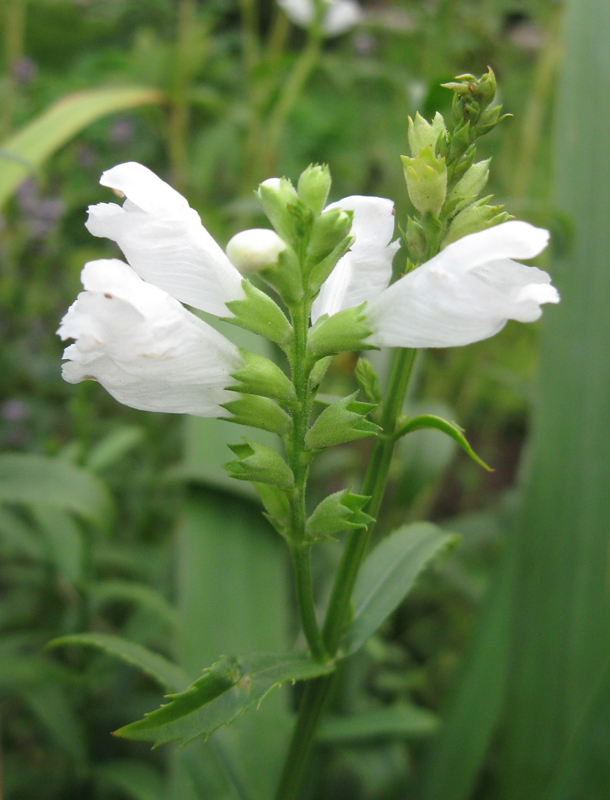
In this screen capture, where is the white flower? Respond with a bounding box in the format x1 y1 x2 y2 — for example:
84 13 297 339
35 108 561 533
277 0 363 37
364 221 560 348
312 195 400 322
58 259 242 416
85 162 244 318
226 228 287 274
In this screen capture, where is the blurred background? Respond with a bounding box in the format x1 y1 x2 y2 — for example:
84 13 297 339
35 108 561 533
1 0 608 798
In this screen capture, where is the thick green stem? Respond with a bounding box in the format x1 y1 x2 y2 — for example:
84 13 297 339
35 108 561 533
274 348 417 800
291 545 327 662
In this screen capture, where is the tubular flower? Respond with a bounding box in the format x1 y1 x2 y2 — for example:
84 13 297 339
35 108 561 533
277 0 363 37
58 259 242 416
311 196 400 322
85 162 244 317
364 221 560 348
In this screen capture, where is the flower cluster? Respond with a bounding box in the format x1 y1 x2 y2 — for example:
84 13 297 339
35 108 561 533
59 161 558 418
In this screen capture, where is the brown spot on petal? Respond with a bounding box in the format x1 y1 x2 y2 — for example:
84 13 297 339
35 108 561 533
104 293 113 299
82 375 98 382
111 189 125 198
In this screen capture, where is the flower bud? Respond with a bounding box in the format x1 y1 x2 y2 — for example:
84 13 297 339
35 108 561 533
225 439 294 488
305 489 373 541
308 304 374 357
229 349 297 408
442 199 511 248
405 216 426 260
297 163 331 215
305 392 379 451
447 159 490 215
401 146 447 218
222 394 292 435
407 112 447 157
476 104 510 136
257 177 303 246
306 208 353 272
226 229 287 274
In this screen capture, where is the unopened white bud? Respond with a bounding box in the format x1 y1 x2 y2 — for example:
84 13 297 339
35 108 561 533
226 229 287 274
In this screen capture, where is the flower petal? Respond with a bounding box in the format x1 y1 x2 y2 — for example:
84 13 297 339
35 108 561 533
323 0 363 35
58 259 242 416
365 221 559 348
312 196 399 322
86 162 244 317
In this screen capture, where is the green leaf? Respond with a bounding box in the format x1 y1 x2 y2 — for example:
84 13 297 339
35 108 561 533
31 506 85 587
0 453 114 527
318 704 439 744
85 426 145 472
343 523 457 656
394 414 491 471
305 392 380 451
114 652 334 746
47 633 189 693
0 86 163 206
0 507 45 560
224 439 294 489
305 489 373 541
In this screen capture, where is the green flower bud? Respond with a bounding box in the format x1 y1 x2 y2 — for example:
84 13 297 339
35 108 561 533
305 208 353 291
225 439 294 488
226 229 286 275
407 112 447 157
401 145 447 218
257 177 307 247
229 350 297 408
476 104 511 136
308 304 374 358
305 392 379 451
405 216 426 260
259 247 304 306
442 198 512 248
297 163 331 216
222 394 292 436
477 67 497 110
224 279 293 348
252 483 291 538
305 489 374 541
447 159 490 215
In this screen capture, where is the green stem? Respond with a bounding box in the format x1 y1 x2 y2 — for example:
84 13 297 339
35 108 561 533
274 348 417 800
291 545 327 662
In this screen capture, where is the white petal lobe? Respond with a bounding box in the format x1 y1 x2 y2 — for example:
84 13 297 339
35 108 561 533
365 221 559 348
312 195 399 322
86 162 244 317
58 259 242 416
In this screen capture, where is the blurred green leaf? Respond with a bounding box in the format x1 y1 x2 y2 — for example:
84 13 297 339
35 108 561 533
85 426 145 472
0 86 164 206
96 760 165 800
115 651 334 746
318 704 439 744
394 414 491 471
343 523 457 656
0 507 45 560
0 454 114 527
89 580 179 630
22 683 87 763
31 506 85 587
47 633 189 692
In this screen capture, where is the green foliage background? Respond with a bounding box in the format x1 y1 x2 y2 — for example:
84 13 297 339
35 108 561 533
2 0 608 799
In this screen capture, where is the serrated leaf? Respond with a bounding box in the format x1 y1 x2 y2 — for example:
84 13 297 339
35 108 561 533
0 86 163 206
0 453 114 527
305 392 380 451
343 523 457 656
47 633 189 692
114 652 334 747
318 704 439 744
394 414 491 471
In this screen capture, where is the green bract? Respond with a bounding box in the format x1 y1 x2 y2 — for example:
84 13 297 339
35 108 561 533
402 146 448 218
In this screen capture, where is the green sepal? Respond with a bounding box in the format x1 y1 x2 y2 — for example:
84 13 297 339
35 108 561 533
253 482 291 539
257 177 312 249
308 304 374 358
229 349 296 409
442 198 512 248
307 234 354 296
297 163 331 216
305 209 353 271
446 159 490 217
354 358 382 406
305 392 380 451
401 146 447 218
259 246 304 305
224 439 294 488
407 111 447 157
394 414 492 471
223 279 293 348
476 104 512 136
222 395 292 436
405 216 426 261
305 489 374 542
309 356 332 389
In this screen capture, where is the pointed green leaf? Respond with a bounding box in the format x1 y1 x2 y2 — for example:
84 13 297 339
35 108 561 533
305 489 373 541
47 633 189 692
0 86 163 206
96 760 165 800
306 392 380 451
89 580 179 630
394 414 491 471
354 358 382 406
114 652 334 746
343 523 457 656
